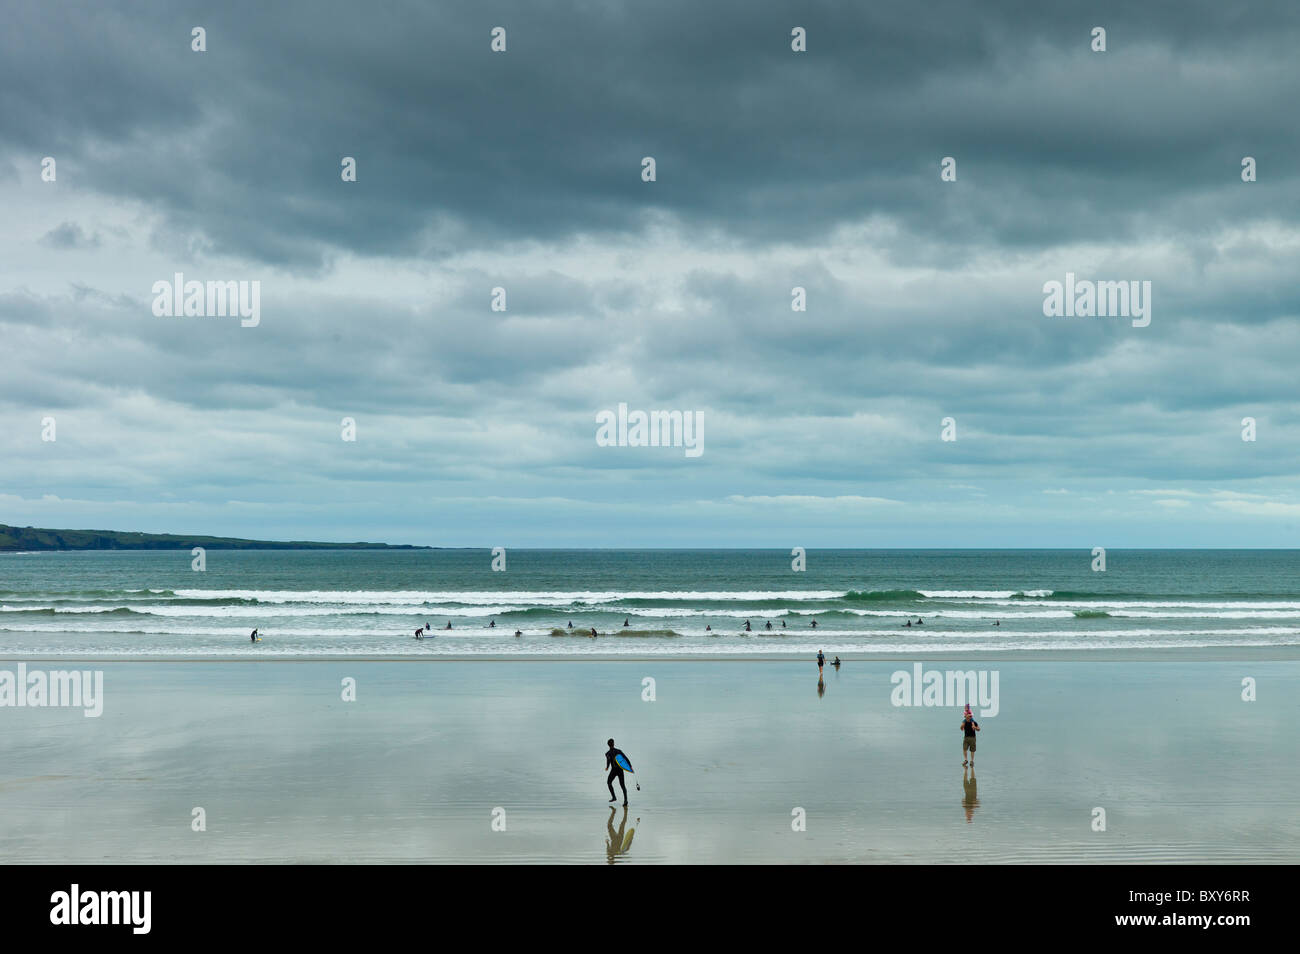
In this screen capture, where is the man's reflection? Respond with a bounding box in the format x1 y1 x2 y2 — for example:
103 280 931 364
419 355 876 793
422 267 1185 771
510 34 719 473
605 805 638 863
962 764 979 824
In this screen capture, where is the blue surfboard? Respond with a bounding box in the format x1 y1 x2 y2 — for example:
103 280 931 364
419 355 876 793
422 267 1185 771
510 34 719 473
614 753 634 773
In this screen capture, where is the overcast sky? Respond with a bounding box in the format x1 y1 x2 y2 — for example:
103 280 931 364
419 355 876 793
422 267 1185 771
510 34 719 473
2 0 1298 546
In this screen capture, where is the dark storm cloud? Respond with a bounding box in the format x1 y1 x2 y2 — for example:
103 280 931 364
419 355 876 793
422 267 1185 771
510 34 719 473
2 0 1298 267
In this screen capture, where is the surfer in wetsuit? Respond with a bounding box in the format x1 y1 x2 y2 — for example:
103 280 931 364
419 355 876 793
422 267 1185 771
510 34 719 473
250 629 258 643
744 620 751 631
811 618 818 628
623 618 629 627
765 621 772 630
415 627 424 639
817 650 825 673
832 656 841 669
605 739 629 806
781 620 786 629
568 621 573 629
444 622 452 630
514 629 522 637
489 620 495 628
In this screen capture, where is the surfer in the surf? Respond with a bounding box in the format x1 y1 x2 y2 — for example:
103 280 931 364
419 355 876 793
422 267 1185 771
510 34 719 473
568 621 573 629
781 620 786 628
444 622 452 630
917 618 923 625
705 624 711 632
904 620 912 627
817 649 825 673
832 656 841 669
960 704 980 766
514 629 522 637
489 619 495 628
811 618 818 628
590 627 598 638
605 738 630 806
765 620 772 630
250 629 259 643
415 627 424 639
744 619 751 631
623 618 629 627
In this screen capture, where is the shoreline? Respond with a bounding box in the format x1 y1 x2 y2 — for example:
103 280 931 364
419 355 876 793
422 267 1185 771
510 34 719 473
4 645 1299 663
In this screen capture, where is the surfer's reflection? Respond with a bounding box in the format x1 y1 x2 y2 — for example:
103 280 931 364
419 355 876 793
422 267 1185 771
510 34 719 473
605 805 638 864
817 675 826 698
962 764 979 823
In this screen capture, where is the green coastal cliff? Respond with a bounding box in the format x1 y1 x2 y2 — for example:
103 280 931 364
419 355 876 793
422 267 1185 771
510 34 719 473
0 525 427 551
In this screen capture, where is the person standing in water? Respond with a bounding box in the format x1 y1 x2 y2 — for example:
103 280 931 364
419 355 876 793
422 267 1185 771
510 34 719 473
489 619 495 628
811 618 818 628
816 649 825 674
765 620 772 630
415 627 424 639
250 629 259 643
960 705 980 766
605 738 630 806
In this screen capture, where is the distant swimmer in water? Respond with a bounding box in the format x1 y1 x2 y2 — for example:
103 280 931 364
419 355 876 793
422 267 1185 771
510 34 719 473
514 629 522 637
994 620 1000 627
765 621 772 630
917 618 923 626
623 618 630 627
590 627 598 638
817 650 825 673
444 622 452 630
781 620 786 629
744 620 752 632
705 624 712 632
250 629 259 643
832 656 841 669
905 620 912 627
568 621 574 629
811 619 818 628
489 620 495 628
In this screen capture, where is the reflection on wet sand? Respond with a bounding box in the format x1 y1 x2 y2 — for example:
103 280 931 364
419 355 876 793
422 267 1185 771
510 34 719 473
963 765 979 824
605 805 638 864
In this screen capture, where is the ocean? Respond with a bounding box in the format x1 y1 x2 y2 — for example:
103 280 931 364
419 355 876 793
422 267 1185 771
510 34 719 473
3 548 1299 657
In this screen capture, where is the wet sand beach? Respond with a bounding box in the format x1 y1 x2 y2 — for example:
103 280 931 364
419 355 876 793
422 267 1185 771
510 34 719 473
0 658 1295 863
